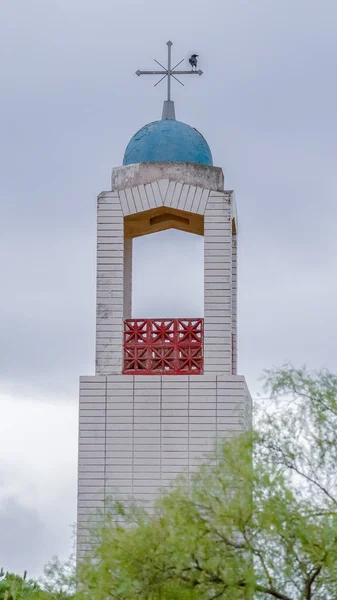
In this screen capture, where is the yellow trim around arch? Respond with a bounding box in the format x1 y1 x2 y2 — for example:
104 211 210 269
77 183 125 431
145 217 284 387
124 206 204 239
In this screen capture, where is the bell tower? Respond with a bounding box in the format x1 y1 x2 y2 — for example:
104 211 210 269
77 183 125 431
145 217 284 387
77 43 252 558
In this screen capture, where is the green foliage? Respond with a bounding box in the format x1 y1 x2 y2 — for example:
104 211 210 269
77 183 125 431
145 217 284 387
75 366 337 600
0 559 74 600
40 555 76 598
0 570 38 600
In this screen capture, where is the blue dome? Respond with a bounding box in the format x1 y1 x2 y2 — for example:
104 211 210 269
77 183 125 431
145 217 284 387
123 120 213 166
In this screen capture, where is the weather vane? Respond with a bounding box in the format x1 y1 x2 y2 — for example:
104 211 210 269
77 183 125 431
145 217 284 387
136 41 203 120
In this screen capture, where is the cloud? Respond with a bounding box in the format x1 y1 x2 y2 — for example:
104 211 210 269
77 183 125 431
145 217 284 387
0 498 49 577
0 396 77 576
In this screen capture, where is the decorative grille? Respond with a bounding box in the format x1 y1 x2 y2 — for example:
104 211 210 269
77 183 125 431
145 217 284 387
123 319 203 375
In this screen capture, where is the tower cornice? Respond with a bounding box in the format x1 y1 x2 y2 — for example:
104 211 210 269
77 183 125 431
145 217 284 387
111 162 224 192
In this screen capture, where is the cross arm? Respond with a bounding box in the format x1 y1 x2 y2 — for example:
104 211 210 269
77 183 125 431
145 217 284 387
136 70 167 76
136 70 203 76
172 70 203 75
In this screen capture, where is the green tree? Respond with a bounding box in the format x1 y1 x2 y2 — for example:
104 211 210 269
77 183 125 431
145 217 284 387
0 558 75 600
0 570 43 600
76 366 337 600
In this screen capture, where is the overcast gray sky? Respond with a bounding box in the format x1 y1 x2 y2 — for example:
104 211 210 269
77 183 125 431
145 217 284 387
1 0 337 578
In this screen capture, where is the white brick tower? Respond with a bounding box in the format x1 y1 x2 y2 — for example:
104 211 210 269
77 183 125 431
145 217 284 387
77 43 252 558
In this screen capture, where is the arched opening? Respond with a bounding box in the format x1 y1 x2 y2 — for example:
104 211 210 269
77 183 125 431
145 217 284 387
133 229 204 318
123 208 204 375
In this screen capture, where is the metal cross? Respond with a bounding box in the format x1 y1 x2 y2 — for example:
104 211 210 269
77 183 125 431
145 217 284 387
135 41 203 120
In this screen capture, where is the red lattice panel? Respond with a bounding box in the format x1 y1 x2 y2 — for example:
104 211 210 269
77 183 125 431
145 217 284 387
123 319 204 375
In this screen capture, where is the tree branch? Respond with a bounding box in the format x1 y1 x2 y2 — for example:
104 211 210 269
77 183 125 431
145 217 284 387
255 585 294 600
254 549 274 589
266 442 337 505
304 564 322 599
287 461 337 505
214 531 247 550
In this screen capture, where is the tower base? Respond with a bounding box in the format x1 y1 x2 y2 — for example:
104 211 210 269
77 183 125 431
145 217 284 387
77 374 251 558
